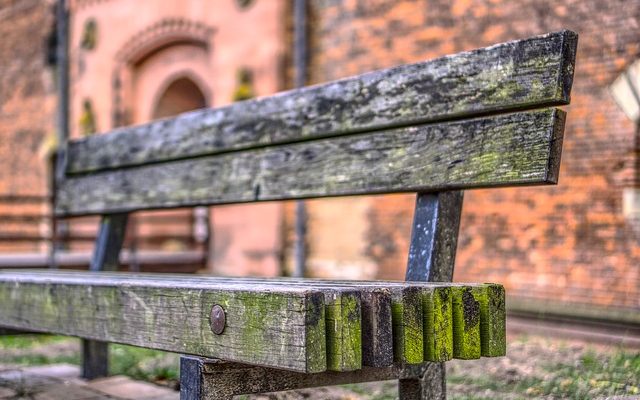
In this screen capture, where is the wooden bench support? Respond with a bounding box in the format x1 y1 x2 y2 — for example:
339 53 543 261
180 356 431 400
401 191 463 400
178 191 464 399
82 213 128 379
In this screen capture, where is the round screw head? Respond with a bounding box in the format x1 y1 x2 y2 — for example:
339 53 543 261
210 304 226 335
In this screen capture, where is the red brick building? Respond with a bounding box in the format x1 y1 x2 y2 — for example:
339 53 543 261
1 0 639 322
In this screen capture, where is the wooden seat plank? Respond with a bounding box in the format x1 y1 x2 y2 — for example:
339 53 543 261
451 286 482 359
390 287 424 364
324 290 362 371
0 270 327 373
422 286 454 362
212 277 502 361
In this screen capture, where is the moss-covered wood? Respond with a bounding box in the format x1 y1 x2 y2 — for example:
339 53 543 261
422 287 453 362
451 286 482 360
476 283 506 357
323 290 362 371
390 287 424 364
64 31 576 175
180 277 504 365
0 270 327 373
56 109 565 216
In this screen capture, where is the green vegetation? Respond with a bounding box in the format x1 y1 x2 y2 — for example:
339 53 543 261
448 345 640 399
0 334 638 398
0 335 178 386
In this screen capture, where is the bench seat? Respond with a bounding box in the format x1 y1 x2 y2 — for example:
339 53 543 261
0 270 504 373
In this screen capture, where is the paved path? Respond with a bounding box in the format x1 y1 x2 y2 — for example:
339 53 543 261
0 364 178 400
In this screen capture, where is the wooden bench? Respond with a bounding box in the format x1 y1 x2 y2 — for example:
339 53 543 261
0 30 577 399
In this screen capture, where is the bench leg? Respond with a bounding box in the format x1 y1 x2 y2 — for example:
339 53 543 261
402 191 464 400
81 339 109 379
81 213 129 379
399 363 446 400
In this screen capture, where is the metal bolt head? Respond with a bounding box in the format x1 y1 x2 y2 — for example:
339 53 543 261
210 304 226 335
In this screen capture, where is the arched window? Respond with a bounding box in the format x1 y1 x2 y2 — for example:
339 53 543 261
152 77 207 119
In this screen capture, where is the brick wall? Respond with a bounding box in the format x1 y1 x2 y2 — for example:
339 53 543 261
0 0 54 196
303 0 640 311
0 0 55 252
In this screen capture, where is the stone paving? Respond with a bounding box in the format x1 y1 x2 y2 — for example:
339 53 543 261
0 364 178 400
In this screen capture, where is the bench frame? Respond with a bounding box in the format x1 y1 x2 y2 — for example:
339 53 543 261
0 29 577 399
79 191 462 399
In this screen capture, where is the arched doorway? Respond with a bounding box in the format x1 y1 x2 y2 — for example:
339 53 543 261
129 75 210 271
152 77 207 119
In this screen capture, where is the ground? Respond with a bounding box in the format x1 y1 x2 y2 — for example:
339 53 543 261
0 333 638 399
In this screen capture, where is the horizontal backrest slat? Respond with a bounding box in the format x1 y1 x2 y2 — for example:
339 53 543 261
64 30 577 175
56 108 565 216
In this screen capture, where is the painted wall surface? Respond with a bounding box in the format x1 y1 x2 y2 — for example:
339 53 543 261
67 0 286 273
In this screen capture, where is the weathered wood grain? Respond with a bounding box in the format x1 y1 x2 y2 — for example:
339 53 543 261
451 286 482 360
324 290 362 371
182 356 430 399
476 283 506 357
0 271 327 373
423 287 453 362
391 287 424 364
203 277 457 364
65 31 577 175
160 276 383 369
56 108 565 216
359 289 393 368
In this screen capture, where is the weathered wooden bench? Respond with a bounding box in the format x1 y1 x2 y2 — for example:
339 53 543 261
0 30 577 399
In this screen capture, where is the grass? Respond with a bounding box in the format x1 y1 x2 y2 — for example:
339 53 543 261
1 334 639 398
447 346 640 399
520 350 640 399
0 334 179 387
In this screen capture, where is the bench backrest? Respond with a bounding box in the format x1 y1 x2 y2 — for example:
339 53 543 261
55 30 577 217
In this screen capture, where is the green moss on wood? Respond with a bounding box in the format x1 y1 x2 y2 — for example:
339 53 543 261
0 276 328 373
324 291 362 371
477 283 506 357
423 287 453 362
304 293 327 372
391 288 423 364
451 286 481 360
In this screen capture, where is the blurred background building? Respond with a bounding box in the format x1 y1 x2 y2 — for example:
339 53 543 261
0 0 638 326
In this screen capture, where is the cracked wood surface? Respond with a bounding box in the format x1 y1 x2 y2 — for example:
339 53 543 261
0 271 506 372
64 31 576 175
0 270 327 373
56 108 565 216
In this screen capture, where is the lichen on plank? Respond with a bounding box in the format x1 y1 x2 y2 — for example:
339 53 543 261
422 286 453 362
451 286 481 360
